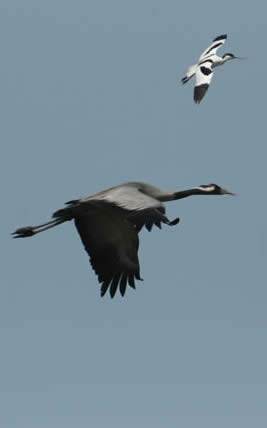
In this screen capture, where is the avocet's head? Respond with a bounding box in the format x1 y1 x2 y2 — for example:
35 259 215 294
197 184 236 195
222 53 245 62
222 53 236 61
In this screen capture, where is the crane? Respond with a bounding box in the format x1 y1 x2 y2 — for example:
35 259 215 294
12 182 235 298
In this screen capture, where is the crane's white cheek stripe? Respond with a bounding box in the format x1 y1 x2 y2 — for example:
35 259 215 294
194 186 215 193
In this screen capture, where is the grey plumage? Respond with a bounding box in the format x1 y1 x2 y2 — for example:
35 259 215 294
12 182 235 298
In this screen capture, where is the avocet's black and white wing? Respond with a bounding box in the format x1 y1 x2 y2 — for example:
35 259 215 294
194 61 213 103
198 34 227 62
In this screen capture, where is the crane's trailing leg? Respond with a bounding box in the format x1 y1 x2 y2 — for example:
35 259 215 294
12 218 66 238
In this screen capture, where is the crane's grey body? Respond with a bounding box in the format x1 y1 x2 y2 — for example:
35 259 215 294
13 181 235 298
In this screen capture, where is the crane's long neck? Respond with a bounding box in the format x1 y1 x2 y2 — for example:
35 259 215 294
172 187 204 200
157 187 206 202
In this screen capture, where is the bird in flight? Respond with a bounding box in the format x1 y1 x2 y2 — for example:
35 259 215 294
13 182 235 298
182 34 244 103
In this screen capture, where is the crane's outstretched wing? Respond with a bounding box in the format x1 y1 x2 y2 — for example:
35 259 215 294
74 207 142 298
53 184 179 297
80 185 179 232
82 184 164 212
198 34 227 62
194 61 213 103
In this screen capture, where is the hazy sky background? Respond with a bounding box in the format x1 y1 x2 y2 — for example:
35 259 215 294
1 0 267 427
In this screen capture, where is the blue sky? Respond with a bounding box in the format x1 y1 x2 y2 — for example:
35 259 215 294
1 0 267 427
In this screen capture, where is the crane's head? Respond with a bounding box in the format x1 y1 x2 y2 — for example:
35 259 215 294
197 184 235 195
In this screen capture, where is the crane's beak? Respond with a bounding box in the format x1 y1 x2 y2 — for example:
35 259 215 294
220 187 236 196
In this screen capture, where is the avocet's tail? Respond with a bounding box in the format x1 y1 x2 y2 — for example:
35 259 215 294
181 64 197 85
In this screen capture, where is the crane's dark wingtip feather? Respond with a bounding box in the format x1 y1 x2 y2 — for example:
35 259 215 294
128 274 136 289
213 34 227 42
65 199 80 206
119 273 128 297
109 273 121 298
101 280 111 297
169 217 180 226
100 272 143 298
